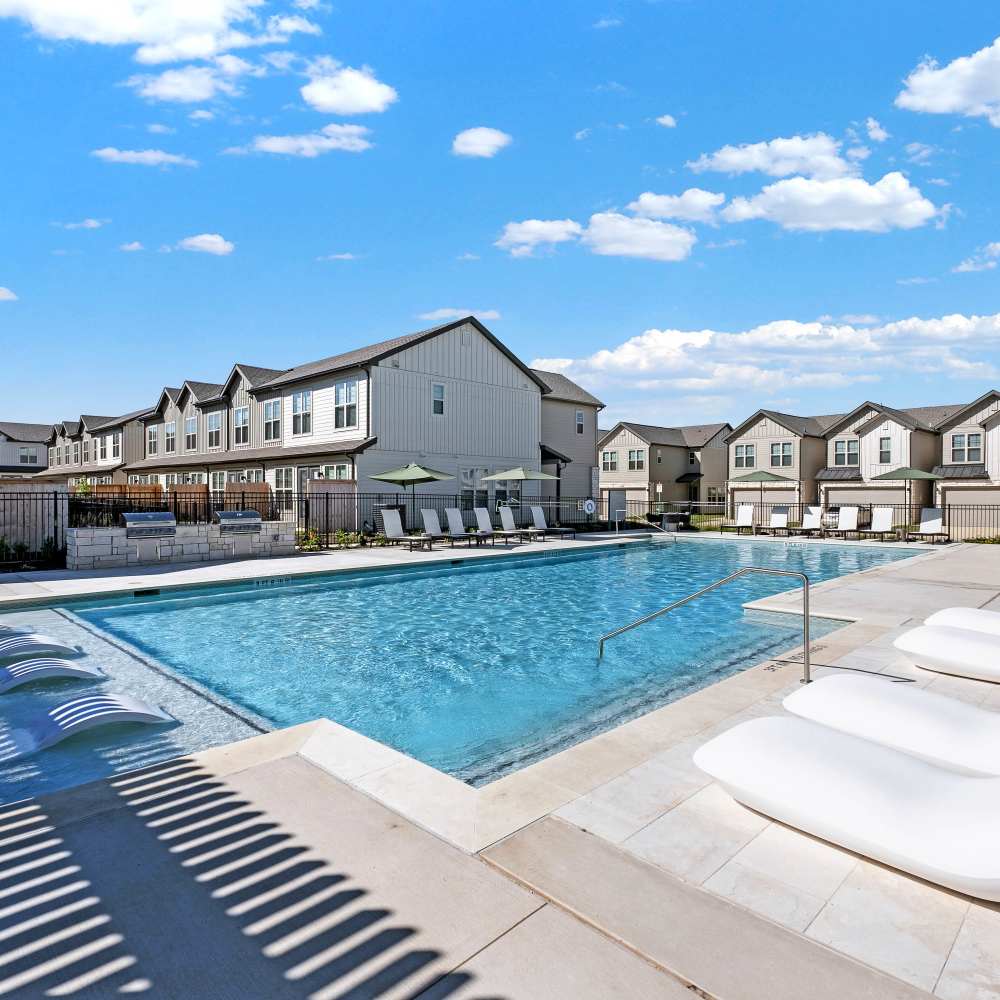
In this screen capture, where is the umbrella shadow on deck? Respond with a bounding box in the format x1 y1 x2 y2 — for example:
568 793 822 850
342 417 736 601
0 755 485 999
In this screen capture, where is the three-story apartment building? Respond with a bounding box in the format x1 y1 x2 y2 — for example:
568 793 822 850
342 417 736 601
598 421 731 510
40 408 152 486
0 422 53 479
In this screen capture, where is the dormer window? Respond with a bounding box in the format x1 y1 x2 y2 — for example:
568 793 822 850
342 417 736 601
207 412 222 449
164 421 176 454
234 407 249 446
952 432 983 463
147 426 158 456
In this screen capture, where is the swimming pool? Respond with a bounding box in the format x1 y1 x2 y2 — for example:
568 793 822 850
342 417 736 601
58 538 915 786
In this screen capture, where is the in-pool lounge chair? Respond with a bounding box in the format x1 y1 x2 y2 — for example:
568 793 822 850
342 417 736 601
783 674 1000 775
1 694 173 761
530 505 576 540
926 606 1000 637
733 504 754 535
893 625 1000 683
787 505 822 537
500 504 543 541
380 508 433 551
0 632 78 660
823 505 859 539
0 658 104 694
756 506 789 537
859 506 897 541
474 507 524 545
442 508 477 546
905 507 949 543
694 715 1000 901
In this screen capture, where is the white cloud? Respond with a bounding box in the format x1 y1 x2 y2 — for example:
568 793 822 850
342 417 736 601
0 287 17 302
495 219 583 257
126 55 257 103
146 123 174 134
865 117 890 142
953 242 1000 273
58 218 109 230
177 233 234 255
838 313 880 325
452 127 512 158
573 127 591 141
593 16 622 28
627 188 725 223
417 308 501 322
688 133 853 180
316 252 356 260
300 59 397 114
655 114 677 128
91 146 197 166
846 145 870 161
722 172 937 232
229 123 372 156
896 37 1000 127
705 238 745 249
897 276 936 286
189 109 214 121
905 141 936 164
456 252 479 261
581 213 696 262
119 241 144 252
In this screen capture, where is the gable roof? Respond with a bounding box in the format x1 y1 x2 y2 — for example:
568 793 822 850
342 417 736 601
605 420 731 448
928 390 1000 431
253 317 549 393
0 421 54 443
216 363 287 399
182 380 225 404
530 369 604 408
141 387 183 420
823 399 970 437
726 408 845 442
91 405 157 431
55 420 81 438
80 414 116 432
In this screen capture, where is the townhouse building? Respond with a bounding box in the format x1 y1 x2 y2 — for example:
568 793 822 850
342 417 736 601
932 390 1000 506
598 421 731 512
0 422 52 479
33 317 603 507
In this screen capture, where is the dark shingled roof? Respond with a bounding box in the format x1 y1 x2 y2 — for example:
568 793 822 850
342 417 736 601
0 421 55 443
92 406 157 431
613 421 731 448
127 437 377 471
530 369 604 408
80 415 116 432
726 409 846 442
57 420 81 437
815 467 864 481
253 317 548 392
184 381 225 403
236 365 285 389
931 463 989 480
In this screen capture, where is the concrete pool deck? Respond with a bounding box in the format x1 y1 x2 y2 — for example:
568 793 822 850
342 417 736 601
1 537 998 996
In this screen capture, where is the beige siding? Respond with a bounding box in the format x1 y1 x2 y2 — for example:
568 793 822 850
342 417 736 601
598 428 652 493
0 436 45 470
857 416 910 475
539 397 599 498
942 414 999 481
728 416 802 478
279 370 371 447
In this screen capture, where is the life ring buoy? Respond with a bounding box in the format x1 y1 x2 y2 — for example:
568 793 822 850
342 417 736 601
583 498 597 516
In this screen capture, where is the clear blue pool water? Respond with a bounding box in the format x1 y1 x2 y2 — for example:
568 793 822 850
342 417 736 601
66 538 916 785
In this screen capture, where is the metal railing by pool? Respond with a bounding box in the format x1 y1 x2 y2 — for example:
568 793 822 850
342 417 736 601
598 566 813 685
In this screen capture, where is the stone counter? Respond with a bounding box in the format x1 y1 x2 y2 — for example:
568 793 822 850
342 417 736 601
67 522 296 571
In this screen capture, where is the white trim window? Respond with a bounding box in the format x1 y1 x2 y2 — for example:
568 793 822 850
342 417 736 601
601 450 618 472
834 439 859 466
707 486 725 504
431 382 445 417
263 400 281 441
878 436 892 464
207 411 222 449
18 447 36 465
73 442 81 464
113 432 121 459
234 407 250 446
165 473 178 487
334 381 357 429
274 467 293 508
83 439 90 463
184 418 197 451
99 436 107 461
292 391 313 435
575 409 584 435
147 426 158 456
770 442 793 468
952 432 983 463
48 447 55 466
165 421 176 454
689 451 696 466
210 471 225 492
322 463 351 480
628 449 645 471
734 444 755 468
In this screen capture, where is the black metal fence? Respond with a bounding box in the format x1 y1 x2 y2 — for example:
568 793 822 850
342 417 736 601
0 491 67 570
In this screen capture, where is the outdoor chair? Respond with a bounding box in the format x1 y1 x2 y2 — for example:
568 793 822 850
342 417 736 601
420 509 453 544
442 508 477 546
381 508 433 551
756 506 789 537
733 504 754 535
787 506 822 537
530 505 576 539
905 507 949 543
823 505 859 539
894 624 1000 683
473 507 524 544
859 506 897 541
500 504 543 541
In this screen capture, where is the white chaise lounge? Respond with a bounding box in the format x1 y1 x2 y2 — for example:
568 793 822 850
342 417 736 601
500 505 542 541
734 504 754 535
693 716 1000 901
925 607 1000 636
906 507 949 543
2 694 173 760
859 506 897 542
420 509 452 544
893 625 1000 683
783 674 1000 775
474 507 523 544
530 506 576 539
0 632 78 660
757 506 789 537
441 508 476 546
381 508 433 551
0 658 104 694
824 505 859 539
788 506 822 537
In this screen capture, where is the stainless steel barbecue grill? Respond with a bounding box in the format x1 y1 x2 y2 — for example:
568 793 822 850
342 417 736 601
213 510 262 535
121 511 177 539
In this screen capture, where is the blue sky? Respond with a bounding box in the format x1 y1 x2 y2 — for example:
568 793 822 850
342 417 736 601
2 1 999 426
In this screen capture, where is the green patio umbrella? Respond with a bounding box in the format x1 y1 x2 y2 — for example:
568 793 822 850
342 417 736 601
479 467 559 482
729 469 794 507
369 463 455 523
870 467 939 523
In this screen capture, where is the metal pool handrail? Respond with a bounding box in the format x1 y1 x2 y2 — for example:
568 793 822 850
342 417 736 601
597 566 813 684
